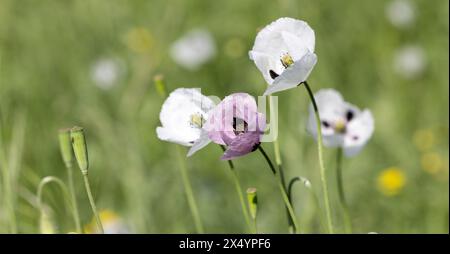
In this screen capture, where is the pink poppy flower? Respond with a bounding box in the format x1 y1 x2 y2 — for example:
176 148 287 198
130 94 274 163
204 93 266 160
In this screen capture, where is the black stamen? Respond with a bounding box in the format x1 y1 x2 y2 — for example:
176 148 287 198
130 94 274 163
269 70 279 79
322 121 330 128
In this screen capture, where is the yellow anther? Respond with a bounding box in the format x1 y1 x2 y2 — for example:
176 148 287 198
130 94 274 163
334 119 346 133
190 113 204 128
281 53 294 68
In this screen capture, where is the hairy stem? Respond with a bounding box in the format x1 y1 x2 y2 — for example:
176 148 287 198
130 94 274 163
269 96 297 233
82 174 104 234
257 145 300 232
176 145 204 233
336 148 352 233
66 165 82 233
37 176 79 233
220 145 252 232
303 81 334 234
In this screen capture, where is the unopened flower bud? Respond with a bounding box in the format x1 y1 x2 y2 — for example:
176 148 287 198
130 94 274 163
70 126 89 175
246 188 258 220
300 177 312 189
58 128 73 168
154 74 166 98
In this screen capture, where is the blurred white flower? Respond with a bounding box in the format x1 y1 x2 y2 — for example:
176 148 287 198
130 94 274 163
307 89 375 157
393 45 426 79
170 29 216 71
156 88 216 155
249 17 317 96
91 58 123 90
386 0 416 29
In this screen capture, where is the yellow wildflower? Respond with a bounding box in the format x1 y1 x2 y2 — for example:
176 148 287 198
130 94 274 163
377 167 406 196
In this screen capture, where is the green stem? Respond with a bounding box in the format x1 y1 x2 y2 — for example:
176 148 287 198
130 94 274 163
2 164 16 233
82 173 104 234
279 165 296 233
176 145 204 233
257 145 300 232
289 177 325 233
219 145 252 232
0 138 16 233
270 96 297 233
336 148 352 233
258 146 276 174
307 186 326 233
270 95 282 167
303 81 334 234
231 170 252 232
66 165 82 233
37 176 78 233
287 177 300 200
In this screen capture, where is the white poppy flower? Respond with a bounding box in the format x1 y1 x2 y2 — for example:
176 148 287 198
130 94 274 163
249 17 317 96
156 88 215 154
170 29 216 71
307 89 375 157
386 0 416 29
393 45 426 80
91 58 123 90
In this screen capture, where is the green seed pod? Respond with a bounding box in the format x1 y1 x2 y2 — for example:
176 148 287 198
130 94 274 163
58 128 73 168
154 74 166 98
70 126 89 175
246 188 258 220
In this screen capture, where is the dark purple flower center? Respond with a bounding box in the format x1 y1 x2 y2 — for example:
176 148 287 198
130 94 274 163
233 117 248 135
269 70 279 79
251 143 260 151
346 110 354 122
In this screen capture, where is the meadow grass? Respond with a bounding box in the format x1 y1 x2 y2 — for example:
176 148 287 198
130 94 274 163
0 0 448 233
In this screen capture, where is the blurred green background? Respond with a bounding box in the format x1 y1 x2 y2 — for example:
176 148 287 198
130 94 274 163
0 0 448 233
